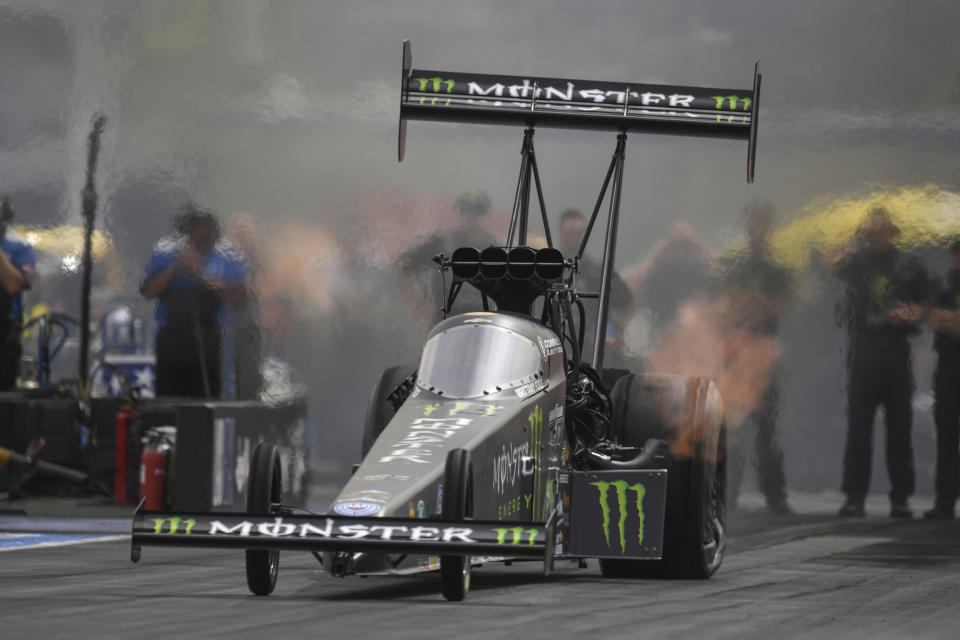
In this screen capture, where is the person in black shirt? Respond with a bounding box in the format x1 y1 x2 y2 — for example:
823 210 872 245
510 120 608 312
722 201 794 514
831 207 928 518
628 221 714 341
924 239 960 519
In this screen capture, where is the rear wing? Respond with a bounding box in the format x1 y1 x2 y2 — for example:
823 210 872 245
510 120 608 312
398 40 761 182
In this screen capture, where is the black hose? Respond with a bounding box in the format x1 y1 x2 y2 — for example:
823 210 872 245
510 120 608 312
586 438 668 470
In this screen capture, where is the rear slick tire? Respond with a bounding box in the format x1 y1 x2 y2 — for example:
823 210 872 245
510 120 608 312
245 443 283 595
440 448 473 601
601 373 727 579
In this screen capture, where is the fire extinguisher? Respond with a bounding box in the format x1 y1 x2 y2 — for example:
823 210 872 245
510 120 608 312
139 427 176 510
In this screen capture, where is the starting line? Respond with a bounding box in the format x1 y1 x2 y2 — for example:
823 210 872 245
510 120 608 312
0 533 127 552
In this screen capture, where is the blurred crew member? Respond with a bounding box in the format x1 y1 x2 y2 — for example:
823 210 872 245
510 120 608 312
925 239 960 519
141 206 245 398
401 191 497 319
224 214 262 400
831 207 928 518
0 195 36 390
627 221 714 339
721 201 794 514
558 208 633 365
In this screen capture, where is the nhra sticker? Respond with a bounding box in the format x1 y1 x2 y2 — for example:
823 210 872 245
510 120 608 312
537 336 563 357
333 502 382 517
515 379 547 399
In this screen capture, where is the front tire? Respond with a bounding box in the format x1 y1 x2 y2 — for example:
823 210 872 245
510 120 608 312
440 448 473 601
601 373 726 579
245 443 283 595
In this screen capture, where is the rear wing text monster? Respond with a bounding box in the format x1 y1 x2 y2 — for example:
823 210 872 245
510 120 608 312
398 40 761 183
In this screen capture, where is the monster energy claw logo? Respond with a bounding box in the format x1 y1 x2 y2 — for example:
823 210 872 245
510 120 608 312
529 406 544 517
492 526 539 546
711 95 751 123
416 77 455 106
590 480 646 554
150 517 196 535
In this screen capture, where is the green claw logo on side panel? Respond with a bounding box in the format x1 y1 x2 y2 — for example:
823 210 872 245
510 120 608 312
529 406 544 517
589 480 646 554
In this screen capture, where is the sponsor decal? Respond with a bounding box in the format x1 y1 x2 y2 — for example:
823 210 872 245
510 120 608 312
333 502 382 517
207 518 477 543
457 79 696 109
415 76 455 105
338 490 393 504
149 517 196 535
492 440 533 494
416 500 426 519
379 417 472 464
537 336 563 357
212 417 236 507
421 402 502 417
359 474 412 482
590 480 647 554
547 403 564 425
492 527 539 546
711 95 752 123
234 437 251 497
529 406 544 517
497 493 532 520
514 379 547 399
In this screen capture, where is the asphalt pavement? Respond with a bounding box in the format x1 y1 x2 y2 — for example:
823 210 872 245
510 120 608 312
1 492 958 640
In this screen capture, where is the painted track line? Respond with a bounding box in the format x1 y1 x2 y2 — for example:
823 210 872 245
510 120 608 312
0 533 128 552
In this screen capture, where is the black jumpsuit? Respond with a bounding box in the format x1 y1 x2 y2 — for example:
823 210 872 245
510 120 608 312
723 251 793 511
837 246 928 503
931 270 960 511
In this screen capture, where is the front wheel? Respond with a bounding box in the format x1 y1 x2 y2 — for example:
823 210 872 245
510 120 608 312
245 443 283 595
440 448 473 601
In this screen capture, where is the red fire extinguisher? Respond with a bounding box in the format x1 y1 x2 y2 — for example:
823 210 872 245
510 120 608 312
140 427 176 510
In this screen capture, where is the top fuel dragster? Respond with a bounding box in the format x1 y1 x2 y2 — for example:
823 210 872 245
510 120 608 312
131 40 761 601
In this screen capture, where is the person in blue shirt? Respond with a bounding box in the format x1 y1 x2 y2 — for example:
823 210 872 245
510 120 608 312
0 195 36 391
141 206 245 398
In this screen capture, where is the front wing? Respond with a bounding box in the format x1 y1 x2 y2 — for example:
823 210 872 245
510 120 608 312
131 504 552 561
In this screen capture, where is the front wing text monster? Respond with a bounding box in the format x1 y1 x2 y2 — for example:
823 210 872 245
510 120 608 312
130 507 550 561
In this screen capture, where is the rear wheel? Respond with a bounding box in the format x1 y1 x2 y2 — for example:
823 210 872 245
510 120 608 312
600 373 726 579
361 365 416 458
440 448 473 601
245 443 283 595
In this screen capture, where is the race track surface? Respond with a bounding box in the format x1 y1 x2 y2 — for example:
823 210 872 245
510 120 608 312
1 495 958 640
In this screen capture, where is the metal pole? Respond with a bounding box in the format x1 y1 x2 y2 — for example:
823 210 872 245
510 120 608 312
591 130 627 373
529 149 553 248
577 149 618 261
506 127 534 247
78 115 106 394
517 127 534 246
